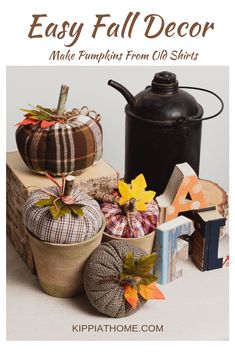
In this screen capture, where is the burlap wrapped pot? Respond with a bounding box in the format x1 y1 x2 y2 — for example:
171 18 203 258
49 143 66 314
84 240 147 318
102 230 155 254
24 186 105 297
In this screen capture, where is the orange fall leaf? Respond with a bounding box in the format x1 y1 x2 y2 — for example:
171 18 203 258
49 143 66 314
123 285 139 309
16 119 39 126
40 120 57 129
139 282 165 300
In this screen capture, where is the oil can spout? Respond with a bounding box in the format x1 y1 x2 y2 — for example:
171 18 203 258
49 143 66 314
108 80 136 108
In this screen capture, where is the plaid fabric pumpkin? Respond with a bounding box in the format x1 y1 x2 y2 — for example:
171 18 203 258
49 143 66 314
16 113 103 176
100 201 159 238
24 186 103 244
84 240 147 318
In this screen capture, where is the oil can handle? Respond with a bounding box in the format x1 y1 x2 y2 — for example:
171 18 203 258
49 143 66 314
179 86 224 121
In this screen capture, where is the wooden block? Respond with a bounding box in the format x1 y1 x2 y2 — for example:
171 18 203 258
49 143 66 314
153 215 195 285
191 209 227 272
156 163 207 224
6 151 119 273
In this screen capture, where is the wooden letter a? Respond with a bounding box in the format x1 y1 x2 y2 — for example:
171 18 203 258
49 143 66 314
156 163 208 223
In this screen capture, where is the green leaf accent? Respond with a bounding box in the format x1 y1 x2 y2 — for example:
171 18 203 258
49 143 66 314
123 252 136 274
140 274 157 285
58 206 72 217
54 199 64 210
69 205 84 217
20 106 59 122
30 115 54 121
49 205 61 219
120 252 158 288
20 108 41 115
49 204 75 219
36 105 56 114
136 253 157 276
35 198 53 207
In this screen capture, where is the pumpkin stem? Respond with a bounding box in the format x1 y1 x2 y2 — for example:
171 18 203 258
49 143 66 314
56 84 69 115
63 175 75 196
125 198 136 214
124 198 136 237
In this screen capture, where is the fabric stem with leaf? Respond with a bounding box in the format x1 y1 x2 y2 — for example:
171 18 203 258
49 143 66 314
101 174 159 238
121 251 165 309
34 174 84 219
15 84 103 176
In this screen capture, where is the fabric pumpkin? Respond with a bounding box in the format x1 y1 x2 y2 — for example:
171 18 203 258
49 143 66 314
84 240 147 318
100 201 159 238
16 113 103 176
24 186 103 244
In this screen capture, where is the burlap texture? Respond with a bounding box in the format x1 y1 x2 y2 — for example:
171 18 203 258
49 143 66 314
84 240 147 318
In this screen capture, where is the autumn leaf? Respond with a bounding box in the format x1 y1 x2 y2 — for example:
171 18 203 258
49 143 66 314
123 285 139 309
121 252 164 308
136 253 157 275
16 118 39 126
35 198 53 207
20 108 41 115
69 204 84 217
118 174 156 212
17 105 65 128
131 173 147 193
40 120 58 129
123 252 136 274
118 180 133 206
139 274 158 286
36 105 55 115
139 283 165 300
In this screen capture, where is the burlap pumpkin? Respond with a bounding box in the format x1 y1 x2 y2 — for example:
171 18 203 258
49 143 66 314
16 110 103 176
24 186 103 244
84 240 147 318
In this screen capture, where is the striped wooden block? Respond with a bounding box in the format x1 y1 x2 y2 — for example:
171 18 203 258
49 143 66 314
6 151 119 273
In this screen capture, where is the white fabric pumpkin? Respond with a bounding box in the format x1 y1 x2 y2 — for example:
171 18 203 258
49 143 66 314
24 187 103 244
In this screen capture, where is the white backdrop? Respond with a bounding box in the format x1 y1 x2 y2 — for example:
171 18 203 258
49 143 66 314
7 66 228 191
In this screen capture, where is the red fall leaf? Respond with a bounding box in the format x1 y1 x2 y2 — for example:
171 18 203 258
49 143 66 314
40 120 57 128
16 119 39 126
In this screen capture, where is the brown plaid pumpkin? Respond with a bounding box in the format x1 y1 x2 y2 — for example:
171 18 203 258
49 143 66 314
84 240 147 318
24 186 103 244
16 111 103 176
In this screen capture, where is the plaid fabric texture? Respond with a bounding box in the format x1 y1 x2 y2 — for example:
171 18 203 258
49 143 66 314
16 114 103 176
84 240 147 318
100 201 159 238
24 187 103 244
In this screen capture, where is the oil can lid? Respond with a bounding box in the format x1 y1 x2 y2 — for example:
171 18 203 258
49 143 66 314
151 71 179 93
131 70 203 122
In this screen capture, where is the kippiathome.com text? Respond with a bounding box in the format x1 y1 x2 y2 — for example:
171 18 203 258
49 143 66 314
72 324 164 333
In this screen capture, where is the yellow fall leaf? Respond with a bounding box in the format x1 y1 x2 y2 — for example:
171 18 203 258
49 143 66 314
118 180 133 206
135 200 147 212
118 174 156 211
131 173 147 193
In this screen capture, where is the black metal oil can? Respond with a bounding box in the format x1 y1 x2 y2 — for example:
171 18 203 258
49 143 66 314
108 71 223 195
